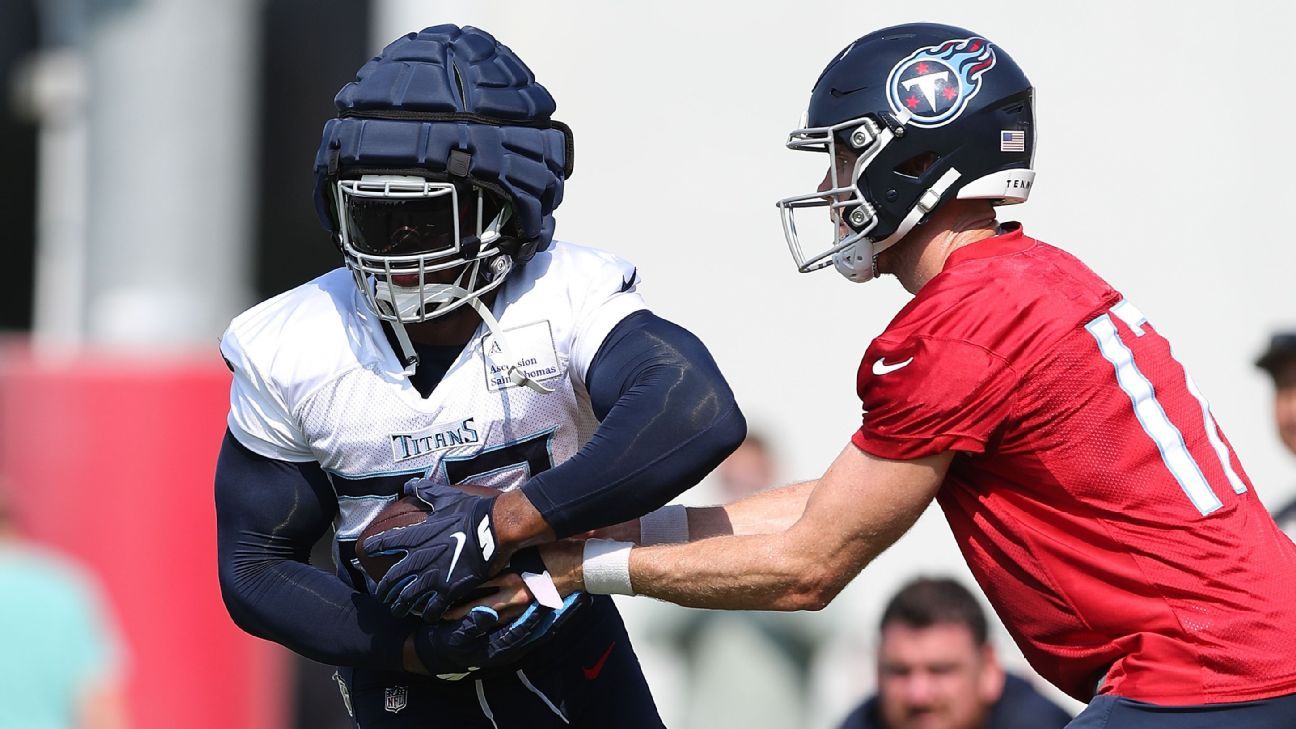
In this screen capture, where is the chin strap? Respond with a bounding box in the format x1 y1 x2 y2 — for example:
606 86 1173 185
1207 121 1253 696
376 271 554 395
387 317 422 376
874 166 962 254
833 166 963 283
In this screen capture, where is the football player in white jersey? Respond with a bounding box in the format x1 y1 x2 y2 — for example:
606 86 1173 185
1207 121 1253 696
214 25 745 728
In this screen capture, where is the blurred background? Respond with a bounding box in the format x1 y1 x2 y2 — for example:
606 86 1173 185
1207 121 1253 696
1 1 1293 727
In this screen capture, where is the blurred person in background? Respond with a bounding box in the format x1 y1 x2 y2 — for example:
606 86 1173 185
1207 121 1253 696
214 24 742 728
513 22 1296 728
1256 331 1296 538
0 484 129 729
716 433 780 501
837 577 1070 729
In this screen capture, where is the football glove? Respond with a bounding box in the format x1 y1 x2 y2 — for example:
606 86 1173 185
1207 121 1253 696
365 478 499 620
413 593 586 681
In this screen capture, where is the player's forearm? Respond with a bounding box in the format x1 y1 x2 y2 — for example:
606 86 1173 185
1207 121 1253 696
685 481 816 540
490 487 557 561
545 447 945 613
621 447 945 610
607 481 813 547
546 526 855 611
218 544 414 670
215 432 415 670
633 533 842 610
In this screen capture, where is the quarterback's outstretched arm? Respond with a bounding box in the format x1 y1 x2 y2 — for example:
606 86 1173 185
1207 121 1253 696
681 481 818 540
443 480 819 621
548 444 948 611
590 481 817 545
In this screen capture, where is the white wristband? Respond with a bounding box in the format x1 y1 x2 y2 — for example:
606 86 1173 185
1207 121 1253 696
638 504 689 545
582 539 635 596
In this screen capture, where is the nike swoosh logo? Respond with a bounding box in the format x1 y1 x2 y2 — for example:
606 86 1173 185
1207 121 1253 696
619 269 637 293
872 356 914 375
447 531 467 578
582 641 617 681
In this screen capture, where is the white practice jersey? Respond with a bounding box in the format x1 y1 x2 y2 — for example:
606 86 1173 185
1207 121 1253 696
220 240 646 589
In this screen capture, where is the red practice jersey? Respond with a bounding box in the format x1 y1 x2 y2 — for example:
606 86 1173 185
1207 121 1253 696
852 224 1296 704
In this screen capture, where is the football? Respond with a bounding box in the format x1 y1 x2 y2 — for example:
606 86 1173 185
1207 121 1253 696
354 484 499 582
355 495 432 582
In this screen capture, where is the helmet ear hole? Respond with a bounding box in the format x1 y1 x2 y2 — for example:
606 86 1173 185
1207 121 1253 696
895 151 940 179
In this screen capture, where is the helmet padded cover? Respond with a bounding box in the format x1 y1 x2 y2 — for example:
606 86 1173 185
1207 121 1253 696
336 25 556 120
313 25 570 253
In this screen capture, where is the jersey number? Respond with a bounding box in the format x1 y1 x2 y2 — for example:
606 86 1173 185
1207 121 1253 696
443 429 556 485
340 430 556 590
1085 301 1246 516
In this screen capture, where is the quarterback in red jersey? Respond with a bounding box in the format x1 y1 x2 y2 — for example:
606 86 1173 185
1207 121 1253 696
852 224 1296 707
462 22 1296 727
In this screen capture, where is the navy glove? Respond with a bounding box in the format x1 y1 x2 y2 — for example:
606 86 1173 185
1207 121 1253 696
413 594 586 681
413 605 534 681
364 479 499 620
505 591 586 649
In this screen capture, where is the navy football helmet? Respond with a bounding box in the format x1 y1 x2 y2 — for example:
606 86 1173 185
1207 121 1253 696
312 25 572 376
776 23 1035 283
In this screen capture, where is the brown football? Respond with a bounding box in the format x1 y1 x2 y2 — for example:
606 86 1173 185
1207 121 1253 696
354 484 498 582
355 496 432 582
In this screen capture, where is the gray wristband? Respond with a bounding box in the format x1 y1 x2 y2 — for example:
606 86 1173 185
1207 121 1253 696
639 504 689 545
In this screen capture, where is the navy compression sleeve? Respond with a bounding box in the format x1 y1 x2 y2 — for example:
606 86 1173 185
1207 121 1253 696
520 310 746 537
215 431 415 669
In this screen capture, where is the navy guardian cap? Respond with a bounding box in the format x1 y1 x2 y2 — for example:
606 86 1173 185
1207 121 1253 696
311 25 573 384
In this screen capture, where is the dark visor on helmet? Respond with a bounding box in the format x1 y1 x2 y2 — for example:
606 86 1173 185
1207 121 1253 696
342 193 461 257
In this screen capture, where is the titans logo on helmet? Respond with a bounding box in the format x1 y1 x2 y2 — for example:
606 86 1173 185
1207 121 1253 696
886 37 997 128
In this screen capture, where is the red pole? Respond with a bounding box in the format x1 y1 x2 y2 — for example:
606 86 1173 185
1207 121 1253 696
0 342 287 729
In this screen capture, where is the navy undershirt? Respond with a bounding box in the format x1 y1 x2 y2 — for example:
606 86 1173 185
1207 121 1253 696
377 321 465 398
407 341 463 398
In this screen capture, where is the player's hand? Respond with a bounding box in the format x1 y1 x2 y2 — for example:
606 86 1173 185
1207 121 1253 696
445 539 588 617
444 572 533 622
444 547 573 621
413 594 586 681
539 540 587 595
364 478 499 620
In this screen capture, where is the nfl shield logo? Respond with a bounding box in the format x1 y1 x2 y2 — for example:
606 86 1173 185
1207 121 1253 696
384 685 409 714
